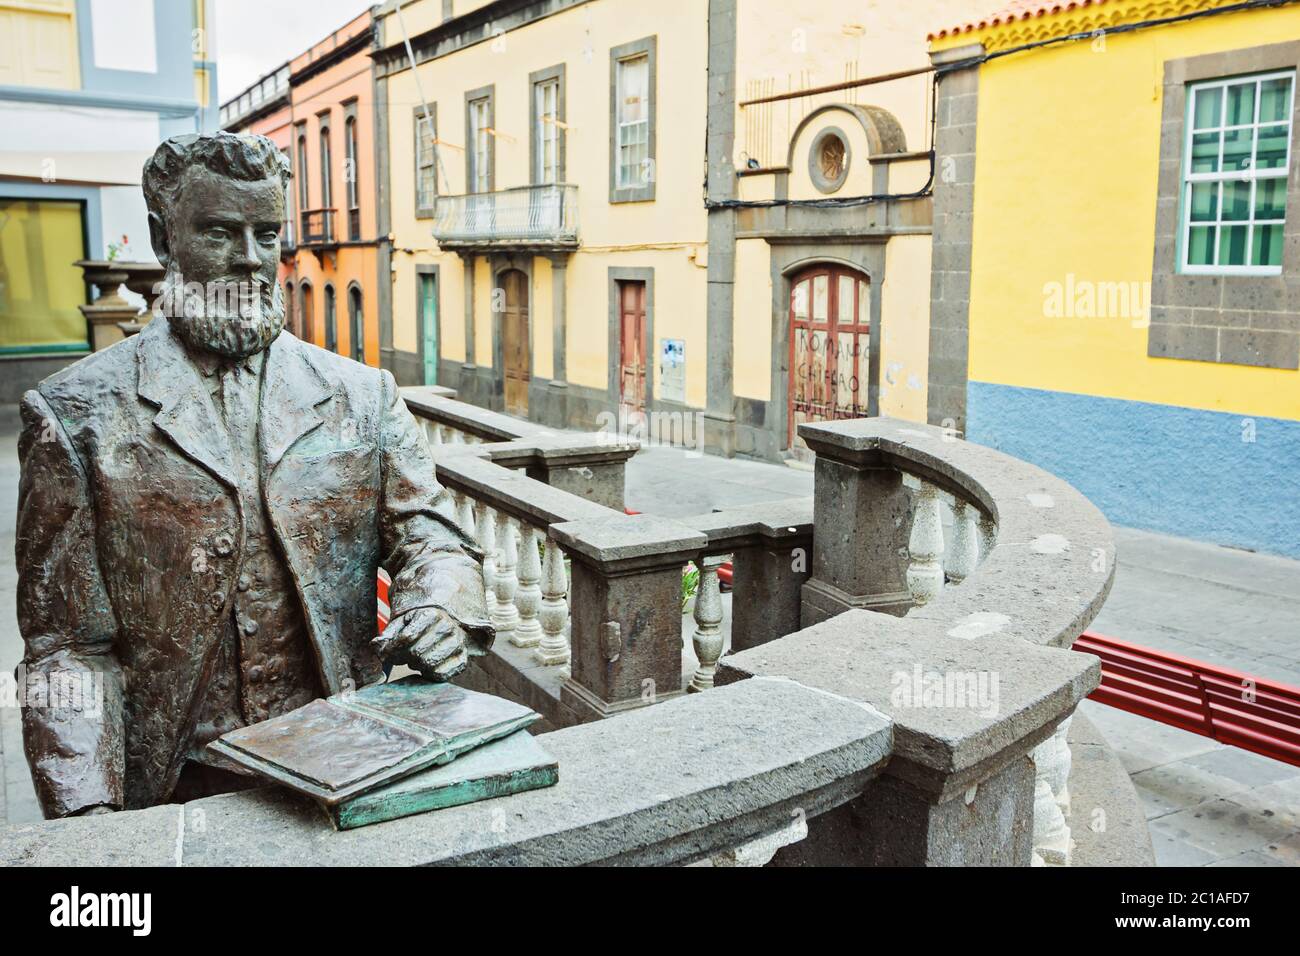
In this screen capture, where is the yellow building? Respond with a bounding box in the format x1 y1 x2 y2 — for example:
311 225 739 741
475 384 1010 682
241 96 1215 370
374 0 975 458
927 0 1300 556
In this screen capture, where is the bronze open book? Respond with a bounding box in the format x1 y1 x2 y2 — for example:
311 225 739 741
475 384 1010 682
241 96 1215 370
207 677 542 808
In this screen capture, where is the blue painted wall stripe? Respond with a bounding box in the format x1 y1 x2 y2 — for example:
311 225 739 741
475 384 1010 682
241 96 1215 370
967 381 1300 559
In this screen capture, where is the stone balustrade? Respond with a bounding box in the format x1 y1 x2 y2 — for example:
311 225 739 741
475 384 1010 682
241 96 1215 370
402 385 537 444
719 417 1116 865
409 403 1107 865
403 395 819 725
2 413 1121 867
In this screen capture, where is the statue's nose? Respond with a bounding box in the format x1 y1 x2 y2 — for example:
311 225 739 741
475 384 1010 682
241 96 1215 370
233 226 260 271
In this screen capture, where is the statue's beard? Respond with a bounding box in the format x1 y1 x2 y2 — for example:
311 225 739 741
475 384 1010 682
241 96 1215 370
160 267 285 359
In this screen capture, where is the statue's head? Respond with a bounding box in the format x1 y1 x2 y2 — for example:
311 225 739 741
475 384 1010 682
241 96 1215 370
144 132 292 359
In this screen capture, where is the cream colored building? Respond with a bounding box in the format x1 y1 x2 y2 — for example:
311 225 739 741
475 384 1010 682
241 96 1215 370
374 0 973 459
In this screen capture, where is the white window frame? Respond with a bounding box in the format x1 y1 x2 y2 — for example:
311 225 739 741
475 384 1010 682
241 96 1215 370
1180 69 1294 276
469 97 491 194
615 53 650 190
319 123 333 209
415 108 437 215
345 115 360 213
535 77 560 185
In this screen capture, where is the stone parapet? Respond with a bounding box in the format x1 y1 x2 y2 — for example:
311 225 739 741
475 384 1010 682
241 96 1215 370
1 678 893 867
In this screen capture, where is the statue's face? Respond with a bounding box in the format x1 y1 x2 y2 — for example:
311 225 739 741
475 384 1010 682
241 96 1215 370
168 165 283 291
158 165 287 358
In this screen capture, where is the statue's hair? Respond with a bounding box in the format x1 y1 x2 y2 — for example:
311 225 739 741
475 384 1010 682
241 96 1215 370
142 131 291 221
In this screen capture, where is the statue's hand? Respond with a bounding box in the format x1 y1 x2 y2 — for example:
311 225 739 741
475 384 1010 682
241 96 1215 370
373 606 468 682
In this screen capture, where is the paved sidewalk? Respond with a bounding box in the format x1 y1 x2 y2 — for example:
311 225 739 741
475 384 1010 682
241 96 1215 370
2 411 1297 866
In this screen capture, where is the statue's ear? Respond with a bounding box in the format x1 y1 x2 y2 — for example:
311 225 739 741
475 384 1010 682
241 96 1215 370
147 212 171 269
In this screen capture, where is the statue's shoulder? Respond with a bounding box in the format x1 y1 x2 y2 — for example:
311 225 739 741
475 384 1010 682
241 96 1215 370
34 333 141 418
282 331 387 392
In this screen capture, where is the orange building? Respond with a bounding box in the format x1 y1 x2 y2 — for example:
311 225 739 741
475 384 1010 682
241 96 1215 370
221 11 381 365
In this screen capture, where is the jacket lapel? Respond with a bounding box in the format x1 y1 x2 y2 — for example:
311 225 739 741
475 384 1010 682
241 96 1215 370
260 331 333 473
136 319 238 489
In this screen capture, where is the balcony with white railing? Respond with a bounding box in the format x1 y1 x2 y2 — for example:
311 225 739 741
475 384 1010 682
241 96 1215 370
432 184 579 251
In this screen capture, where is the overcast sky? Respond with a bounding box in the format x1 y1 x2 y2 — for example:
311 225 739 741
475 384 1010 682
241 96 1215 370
215 0 377 103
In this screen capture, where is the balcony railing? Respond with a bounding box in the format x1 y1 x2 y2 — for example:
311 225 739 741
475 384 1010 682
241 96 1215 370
299 208 336 246
432 184 579 249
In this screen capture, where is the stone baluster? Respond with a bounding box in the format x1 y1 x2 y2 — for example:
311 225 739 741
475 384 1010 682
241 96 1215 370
1051 715 1073 817
430 422 444 447
535 535 571 666
945 500 980 585
978 515 997 564
455 493 476 541
492 511 520 634
906 481 945 605
1030 717 1073 866
512 523 542 648
688 556 725 693
475 501 498 616
450 428 464 445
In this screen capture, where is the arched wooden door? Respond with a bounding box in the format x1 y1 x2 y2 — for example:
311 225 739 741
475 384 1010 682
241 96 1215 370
501 269 530 416
788 265 871 448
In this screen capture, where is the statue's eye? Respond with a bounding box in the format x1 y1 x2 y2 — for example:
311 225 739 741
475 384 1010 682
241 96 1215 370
206 226 230 240
258 231 278 244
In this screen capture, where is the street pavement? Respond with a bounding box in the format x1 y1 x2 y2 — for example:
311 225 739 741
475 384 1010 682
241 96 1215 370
2 411 1296 866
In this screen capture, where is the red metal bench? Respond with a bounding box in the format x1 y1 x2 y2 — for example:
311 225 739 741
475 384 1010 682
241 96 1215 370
1074 631 1300 768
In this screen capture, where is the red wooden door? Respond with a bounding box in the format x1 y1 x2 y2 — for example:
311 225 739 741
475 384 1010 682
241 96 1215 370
618 280 647 416
788 266 871 448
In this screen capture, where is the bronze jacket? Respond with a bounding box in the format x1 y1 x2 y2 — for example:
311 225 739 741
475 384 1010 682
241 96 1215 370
15 319 493 816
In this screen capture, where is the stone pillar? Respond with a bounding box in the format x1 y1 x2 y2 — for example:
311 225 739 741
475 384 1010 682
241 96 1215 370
730 530 812 653
798 425 912 625
703 0 738 458
457 251 478 403
926 43 983 434
525 440 638 511
545 254 570 429
717 607 1101 867
552 514 706 720
771 752 1037 867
